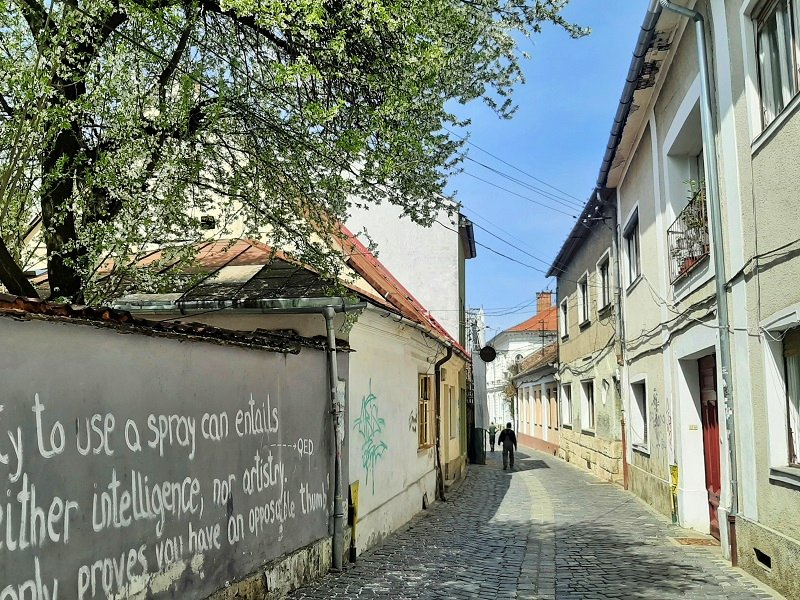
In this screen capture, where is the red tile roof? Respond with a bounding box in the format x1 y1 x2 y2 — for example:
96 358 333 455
507 305 558 333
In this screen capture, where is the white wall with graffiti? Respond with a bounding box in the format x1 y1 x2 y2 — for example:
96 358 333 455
347 309 442 553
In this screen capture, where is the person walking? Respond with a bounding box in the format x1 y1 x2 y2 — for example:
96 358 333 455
487 423 497 452
498 422 517 470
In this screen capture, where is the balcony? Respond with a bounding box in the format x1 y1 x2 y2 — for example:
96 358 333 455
667 188 709 283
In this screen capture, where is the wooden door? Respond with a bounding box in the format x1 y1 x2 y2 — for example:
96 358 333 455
699 354 721 540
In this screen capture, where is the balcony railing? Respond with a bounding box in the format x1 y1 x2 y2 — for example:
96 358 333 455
667 188 709 283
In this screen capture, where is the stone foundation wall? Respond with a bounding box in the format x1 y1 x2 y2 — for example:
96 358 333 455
558 428 623 483
735 517 800 600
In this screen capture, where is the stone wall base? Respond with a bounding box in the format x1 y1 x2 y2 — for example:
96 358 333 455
208 531 350 600
735 516 800 600
445 454 467 482
558 428 622 484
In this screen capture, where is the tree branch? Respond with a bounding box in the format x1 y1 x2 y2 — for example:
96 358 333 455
200 1 297 58
0 95 15 118
15 0 57 39
0 236 39 298
159 18 193 106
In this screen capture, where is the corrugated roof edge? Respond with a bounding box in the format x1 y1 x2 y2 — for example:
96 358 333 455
0 293 343 354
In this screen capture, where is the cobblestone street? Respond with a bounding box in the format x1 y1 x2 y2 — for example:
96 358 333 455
290 448 779 600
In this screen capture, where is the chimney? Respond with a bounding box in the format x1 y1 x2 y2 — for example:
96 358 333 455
536 291 553 315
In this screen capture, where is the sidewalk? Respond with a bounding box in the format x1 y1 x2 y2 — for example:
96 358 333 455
289 447 780 599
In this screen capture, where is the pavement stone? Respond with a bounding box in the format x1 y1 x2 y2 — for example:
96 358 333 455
288 448 780 599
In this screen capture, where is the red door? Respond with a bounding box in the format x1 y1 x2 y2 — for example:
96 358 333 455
699 354 721 540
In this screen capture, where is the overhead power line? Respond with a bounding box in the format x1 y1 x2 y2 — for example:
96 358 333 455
461 172 579 218
463 155 585 211
444 126 585 203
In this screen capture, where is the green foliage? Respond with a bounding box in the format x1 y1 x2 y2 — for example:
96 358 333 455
0 0 586 302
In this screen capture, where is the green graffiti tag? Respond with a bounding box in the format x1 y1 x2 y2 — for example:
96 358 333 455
353 381 388 494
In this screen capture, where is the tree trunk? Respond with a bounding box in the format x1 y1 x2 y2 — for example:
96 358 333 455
0 237 39 298
40 127 84 302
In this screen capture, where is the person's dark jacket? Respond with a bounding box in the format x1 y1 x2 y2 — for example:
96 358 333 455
497 428 517 450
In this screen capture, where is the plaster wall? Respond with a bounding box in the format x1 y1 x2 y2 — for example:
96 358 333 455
556 201 621 483
0 315 334 599
347 311 441 554
709 1 800 593
347 204 462 344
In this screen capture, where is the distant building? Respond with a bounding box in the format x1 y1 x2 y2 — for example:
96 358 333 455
484 292 557 426
513 342 559 455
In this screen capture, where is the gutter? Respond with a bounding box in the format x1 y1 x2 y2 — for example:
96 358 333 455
434 346 453 502
658 0 739 565
597 0 663 189
547 0 662 278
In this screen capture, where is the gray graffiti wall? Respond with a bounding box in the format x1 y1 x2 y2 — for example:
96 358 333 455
0 316 335 599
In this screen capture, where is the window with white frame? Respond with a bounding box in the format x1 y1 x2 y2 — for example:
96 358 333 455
581 380 595 430
783 328 800 465
578 273 590 324
624 212 641 286
630 381 649 449
598 255 611 310
560 298 569 338
756 0 800 127
562 383 572 426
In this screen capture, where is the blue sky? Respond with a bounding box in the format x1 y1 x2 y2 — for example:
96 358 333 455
446 1 647 339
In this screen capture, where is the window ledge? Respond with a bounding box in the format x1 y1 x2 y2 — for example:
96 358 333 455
752 91 800 156
579 319 592 330
598 303 613 317
562 423 573 430
417 444 434 453
581 429 596 437
626 275 643 295
769 466 800 490
561 334 570 342
633 443 651 457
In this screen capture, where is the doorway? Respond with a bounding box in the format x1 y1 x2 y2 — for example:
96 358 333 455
698 354 721 540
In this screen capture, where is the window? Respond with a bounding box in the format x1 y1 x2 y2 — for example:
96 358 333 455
578 273 590 325
581 380 595 431
418 375 432 447
449 386 458 440
549 386 559 430
561 383 572 426
631 381 648 449
624 213 641 286
784 328 800 465
598 256 611 309
560 298 569 338
756 0 800 126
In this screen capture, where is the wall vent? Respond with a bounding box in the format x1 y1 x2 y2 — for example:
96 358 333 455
753 548 772 571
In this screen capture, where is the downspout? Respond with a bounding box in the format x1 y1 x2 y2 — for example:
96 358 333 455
658 0 739 564
323 306 346 572
434 345 453 502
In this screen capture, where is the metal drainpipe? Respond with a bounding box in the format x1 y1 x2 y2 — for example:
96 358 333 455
658 0 739 564
434 346 453 502
322 306 349 572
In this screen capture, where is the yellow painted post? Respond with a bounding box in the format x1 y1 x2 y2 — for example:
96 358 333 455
670 465 679 524
348 481 359 562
